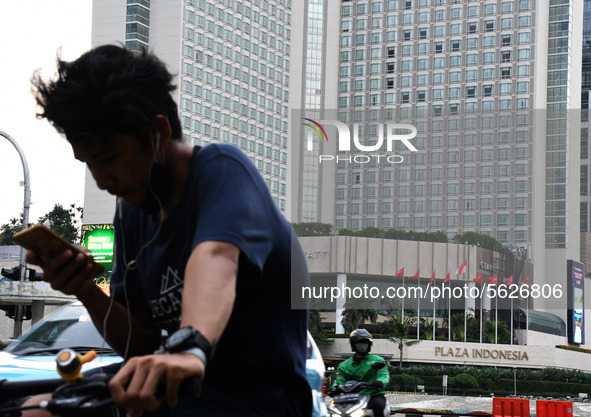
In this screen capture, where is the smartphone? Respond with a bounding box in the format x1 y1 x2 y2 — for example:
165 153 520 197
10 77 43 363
13 224 105 277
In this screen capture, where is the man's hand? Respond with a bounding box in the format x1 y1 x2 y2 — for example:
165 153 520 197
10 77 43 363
26 248 99 300
371 380 384 388
109 352 204 417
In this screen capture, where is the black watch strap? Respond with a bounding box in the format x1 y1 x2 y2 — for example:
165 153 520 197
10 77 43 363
165 326 215 364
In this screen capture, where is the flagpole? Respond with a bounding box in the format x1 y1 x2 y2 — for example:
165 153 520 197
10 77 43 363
417 274 421 340
480 280 483 343
510 296 513 346
464 247 468 343
402 274 405 322
432 271 436 341
495 289 498 345
448 279 451 342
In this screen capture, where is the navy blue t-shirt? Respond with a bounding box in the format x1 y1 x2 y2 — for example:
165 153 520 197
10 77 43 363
110 144 311 416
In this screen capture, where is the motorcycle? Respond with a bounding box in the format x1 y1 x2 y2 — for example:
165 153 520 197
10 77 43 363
0 349 200 417
327 362 389 417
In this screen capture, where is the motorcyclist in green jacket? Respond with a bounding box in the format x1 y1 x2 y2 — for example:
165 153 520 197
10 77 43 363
330 329 389 416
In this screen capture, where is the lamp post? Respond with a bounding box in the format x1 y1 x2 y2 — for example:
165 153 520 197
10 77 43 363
0 130 31 338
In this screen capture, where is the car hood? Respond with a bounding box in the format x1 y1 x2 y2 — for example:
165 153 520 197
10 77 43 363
0 351 123 381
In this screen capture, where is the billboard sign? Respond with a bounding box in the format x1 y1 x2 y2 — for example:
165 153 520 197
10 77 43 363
567 260 585 345
81 224 115 279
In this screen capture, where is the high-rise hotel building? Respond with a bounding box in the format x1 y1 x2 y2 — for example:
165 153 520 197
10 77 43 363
297 0 582 308
86 0 294 221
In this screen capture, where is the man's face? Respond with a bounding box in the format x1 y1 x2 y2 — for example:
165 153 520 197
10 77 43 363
72 134 154 206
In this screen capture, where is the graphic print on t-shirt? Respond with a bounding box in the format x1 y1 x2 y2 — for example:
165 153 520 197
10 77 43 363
149 266 184 319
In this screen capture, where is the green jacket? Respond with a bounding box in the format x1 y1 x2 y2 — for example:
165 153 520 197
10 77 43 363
332 354 389 396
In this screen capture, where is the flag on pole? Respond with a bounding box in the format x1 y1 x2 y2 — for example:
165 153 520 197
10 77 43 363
505 275 513 285
523 276 530 286
430 270 436 285
489 274 498 285
443 271 451 283
409 269 420 279
455 259 467 275
394 267 404 278
473 273 483 283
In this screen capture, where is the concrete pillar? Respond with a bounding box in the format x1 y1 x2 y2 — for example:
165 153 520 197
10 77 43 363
31 300 45 325
335 273 347 334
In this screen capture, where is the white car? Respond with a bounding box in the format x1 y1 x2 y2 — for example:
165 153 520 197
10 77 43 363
307 332 329 417
0 301 122 381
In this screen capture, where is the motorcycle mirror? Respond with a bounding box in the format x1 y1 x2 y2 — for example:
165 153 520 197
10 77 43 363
371 361 386 370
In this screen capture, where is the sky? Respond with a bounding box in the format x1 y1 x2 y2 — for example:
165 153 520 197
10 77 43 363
0 0 92 227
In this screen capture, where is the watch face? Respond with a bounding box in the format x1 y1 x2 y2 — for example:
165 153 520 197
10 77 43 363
167 327 193 348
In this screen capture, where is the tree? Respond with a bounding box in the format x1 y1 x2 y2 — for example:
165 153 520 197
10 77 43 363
37 204 83 244
451 373 479 395
452 231 502 251
291 222 334 236
0 215 24 245
420 317 438 340
340 298 378 333
386 314 421 369
308 310 332 345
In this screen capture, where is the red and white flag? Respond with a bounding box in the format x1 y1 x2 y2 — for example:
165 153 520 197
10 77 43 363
505 275 513 286
443 272 451 283
455 259 467 275
489 275 498 285
523 276 530 286
430 271 436 285
473 273 483 283
394 267 404 279
409 269 420 279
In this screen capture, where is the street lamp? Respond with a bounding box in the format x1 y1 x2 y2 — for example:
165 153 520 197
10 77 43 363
0 130 31 338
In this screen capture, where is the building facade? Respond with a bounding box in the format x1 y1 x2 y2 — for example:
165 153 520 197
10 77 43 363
304 0 583 314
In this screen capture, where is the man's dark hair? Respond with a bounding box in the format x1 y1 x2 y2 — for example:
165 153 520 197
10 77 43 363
31 44 183 145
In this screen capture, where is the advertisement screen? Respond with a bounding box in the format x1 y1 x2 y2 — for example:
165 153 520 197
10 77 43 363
81 224 115 279
567 260 585 345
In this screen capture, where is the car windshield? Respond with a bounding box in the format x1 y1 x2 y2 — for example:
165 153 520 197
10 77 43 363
4 303 116 355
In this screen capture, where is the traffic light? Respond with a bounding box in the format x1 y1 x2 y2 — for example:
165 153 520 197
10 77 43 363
1 266 22 280
0 266 40 281
0 305 32 320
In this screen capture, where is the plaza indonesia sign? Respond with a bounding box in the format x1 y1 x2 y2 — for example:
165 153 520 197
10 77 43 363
435 346 530 361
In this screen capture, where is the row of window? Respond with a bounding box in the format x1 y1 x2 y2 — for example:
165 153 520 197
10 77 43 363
336 179 530 194
337 194 530 211
342 12 532 32
338 203 530 224
341 34 530 63
189 0 291 28
342 0 531 14
337 165 530 182
339 95 530 110
335 219 529 244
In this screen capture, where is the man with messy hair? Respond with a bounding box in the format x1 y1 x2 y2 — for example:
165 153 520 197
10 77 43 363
26 44 312 416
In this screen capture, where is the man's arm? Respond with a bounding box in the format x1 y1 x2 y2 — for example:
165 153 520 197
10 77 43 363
108 240 238 415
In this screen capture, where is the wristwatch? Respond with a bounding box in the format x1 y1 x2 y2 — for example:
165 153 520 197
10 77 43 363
165 326 216 368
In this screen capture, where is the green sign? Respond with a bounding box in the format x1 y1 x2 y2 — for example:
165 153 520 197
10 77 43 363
81 224 115 279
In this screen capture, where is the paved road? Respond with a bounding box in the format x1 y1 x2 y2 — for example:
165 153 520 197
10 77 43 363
386 393 590 416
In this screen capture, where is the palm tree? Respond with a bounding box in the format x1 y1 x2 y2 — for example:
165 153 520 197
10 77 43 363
386 314 421 369
340 298 378 333
420 317 439 340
